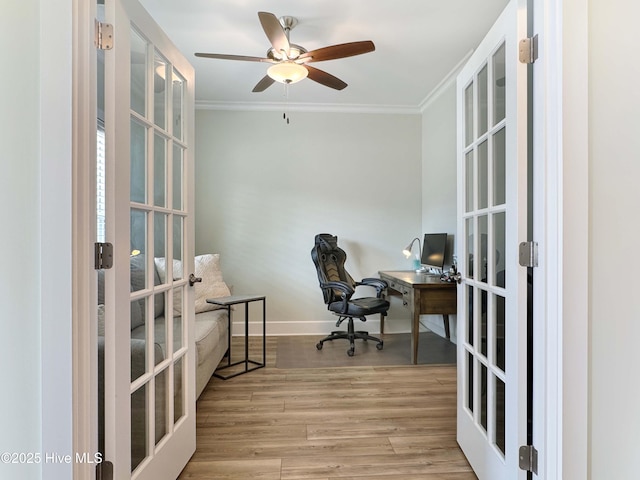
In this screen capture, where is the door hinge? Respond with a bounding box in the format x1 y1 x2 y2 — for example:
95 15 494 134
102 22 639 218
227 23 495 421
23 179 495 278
519 35 538 64
94 19 114 50
519 241 539 268
519 445 539 474
96 460 113 480
95 242 114 270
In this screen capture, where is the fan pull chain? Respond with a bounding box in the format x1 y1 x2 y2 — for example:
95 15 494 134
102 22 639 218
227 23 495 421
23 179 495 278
283 82 291 124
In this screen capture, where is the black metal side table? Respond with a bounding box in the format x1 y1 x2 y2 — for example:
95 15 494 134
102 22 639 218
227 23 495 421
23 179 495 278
207 294 266 380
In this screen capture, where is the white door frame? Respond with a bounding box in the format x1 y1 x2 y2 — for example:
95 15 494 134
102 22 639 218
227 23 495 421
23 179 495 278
67 1 590 479
71 0 100 478
530 0 589 478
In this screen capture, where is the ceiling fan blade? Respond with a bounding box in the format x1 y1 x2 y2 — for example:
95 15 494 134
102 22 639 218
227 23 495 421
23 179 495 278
304 65 347 90
195 52 274 63
252 75 276 93
299 40 375 63
258 11 290 56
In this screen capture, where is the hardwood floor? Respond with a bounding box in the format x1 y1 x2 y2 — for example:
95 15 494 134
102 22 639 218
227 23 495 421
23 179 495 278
178 336 476 480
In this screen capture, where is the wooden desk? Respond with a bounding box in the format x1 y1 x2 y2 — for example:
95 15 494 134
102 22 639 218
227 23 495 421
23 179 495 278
379 271 457 365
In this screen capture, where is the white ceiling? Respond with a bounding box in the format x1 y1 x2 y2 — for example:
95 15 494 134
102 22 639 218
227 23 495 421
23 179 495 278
138 0 509 112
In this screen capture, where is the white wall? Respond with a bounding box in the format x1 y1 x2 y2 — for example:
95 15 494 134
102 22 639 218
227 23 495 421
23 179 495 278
0 2 42 478
588 1 640 477
195 109 421 334
0 2 73 479
420 82 459 339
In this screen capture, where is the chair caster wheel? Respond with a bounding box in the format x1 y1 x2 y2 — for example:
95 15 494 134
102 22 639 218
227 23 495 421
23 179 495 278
347 348 355 357
316 342 323 350
376 342 384 350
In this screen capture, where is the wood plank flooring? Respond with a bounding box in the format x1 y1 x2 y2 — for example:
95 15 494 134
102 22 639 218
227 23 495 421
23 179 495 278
178 336 476 480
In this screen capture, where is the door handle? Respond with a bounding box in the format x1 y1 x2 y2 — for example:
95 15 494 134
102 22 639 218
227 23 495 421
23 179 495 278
189 273 202 287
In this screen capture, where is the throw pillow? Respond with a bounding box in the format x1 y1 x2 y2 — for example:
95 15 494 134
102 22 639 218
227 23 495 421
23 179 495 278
194 254 231 313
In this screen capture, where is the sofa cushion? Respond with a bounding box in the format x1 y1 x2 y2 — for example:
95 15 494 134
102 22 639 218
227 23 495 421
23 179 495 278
194 309 228 367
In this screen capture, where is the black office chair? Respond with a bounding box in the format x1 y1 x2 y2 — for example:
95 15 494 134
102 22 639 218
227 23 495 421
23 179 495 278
311 233 389 356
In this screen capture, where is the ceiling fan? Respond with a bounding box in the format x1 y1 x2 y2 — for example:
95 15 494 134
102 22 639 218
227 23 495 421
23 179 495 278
194 11 375 93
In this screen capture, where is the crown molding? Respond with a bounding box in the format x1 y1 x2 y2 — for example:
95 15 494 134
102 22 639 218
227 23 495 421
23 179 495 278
195 100 421 115
418 49 474 113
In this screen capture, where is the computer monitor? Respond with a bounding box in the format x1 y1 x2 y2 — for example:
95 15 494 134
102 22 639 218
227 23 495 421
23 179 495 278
421 233 447 272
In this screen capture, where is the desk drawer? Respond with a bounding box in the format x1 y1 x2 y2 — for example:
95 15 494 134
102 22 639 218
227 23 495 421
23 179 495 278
387 279 400 292
401 286 413 309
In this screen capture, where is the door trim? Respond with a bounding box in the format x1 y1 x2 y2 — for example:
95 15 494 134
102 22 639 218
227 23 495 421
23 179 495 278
72 0 99 478
531 0 589 478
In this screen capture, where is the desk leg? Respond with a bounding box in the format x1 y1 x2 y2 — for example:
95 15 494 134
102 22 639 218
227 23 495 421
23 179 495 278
411 290 420 365
443 314 451 340
244 301 249 371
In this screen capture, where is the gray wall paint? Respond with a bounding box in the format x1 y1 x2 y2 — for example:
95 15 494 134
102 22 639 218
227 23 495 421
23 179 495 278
195 109 422 334
421 82 459 339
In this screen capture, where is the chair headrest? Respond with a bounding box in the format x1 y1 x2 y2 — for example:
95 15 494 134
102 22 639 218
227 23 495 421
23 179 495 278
315 233 338 254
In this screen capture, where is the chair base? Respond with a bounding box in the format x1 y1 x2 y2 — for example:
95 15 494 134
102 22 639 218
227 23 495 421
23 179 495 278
315 316 384 357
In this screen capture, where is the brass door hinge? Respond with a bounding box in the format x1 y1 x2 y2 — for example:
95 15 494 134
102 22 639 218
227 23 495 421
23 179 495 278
95 20 113 50
519 35 538 64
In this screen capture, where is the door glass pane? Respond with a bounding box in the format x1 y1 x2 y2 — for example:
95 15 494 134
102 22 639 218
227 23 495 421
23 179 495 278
493 43 506 125
172 69 184 141
130 210 147 289
130 29 147 117
154 212 167 265
130 120 147 204
494 212 506 287
478 215 488 283
478 141 488 209
495 376 506 455
467 286 474 346
131 386 147 472
155 293 167 364
480 363 488 432
477 64 488 136
154 51 167 130
480 289 488 357
465 151 474 213
493 127 506 205
173 145 183 211
467 352 474 413
174 357 184 423
173 287 183 349
131 296 147 383
466 217 474 278
154 134 166 207
155 369 168 445
173 215 183 279
464 82 474 146
496 295 506 372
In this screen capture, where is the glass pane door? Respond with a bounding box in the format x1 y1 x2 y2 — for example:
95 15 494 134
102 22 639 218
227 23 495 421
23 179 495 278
102 0 195 478
127 27 189 475
456 0 529 478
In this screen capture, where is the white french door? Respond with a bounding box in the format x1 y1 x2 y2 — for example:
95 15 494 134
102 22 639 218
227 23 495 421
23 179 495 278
101 0 196 478
456 0 529 478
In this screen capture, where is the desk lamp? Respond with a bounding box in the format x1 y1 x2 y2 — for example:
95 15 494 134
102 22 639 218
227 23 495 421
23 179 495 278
402 237 428 273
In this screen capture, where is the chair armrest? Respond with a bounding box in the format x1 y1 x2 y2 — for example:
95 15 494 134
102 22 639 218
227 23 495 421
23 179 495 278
357 278 388 297
321 280 354 314
321 280 355 298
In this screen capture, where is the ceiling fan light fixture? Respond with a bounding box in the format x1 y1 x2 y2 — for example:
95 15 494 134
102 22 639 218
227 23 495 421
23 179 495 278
267 61 308 84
